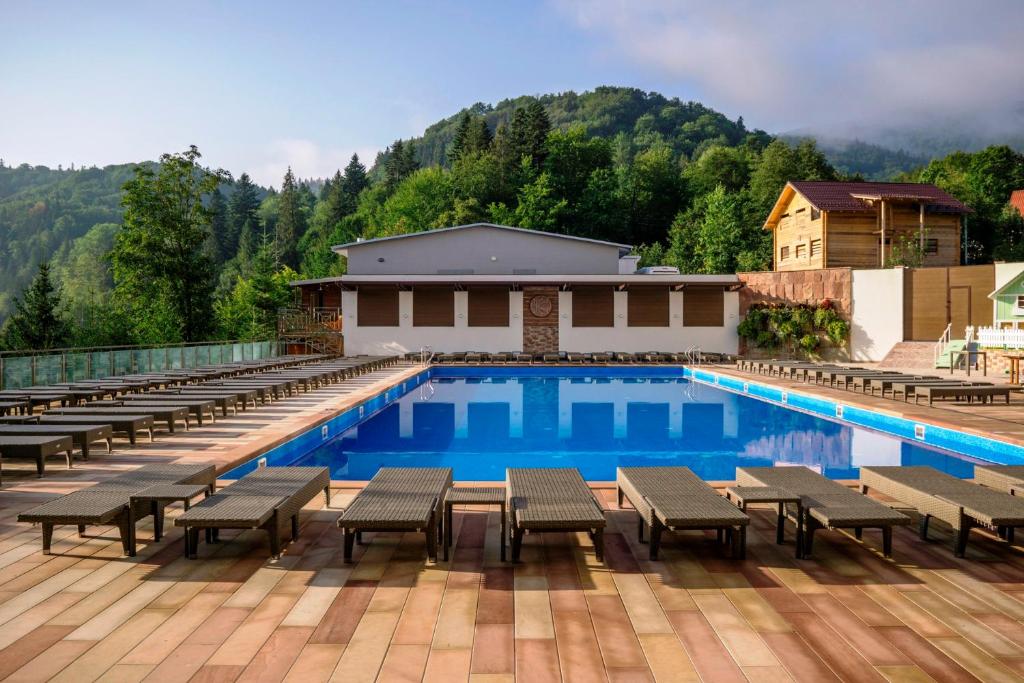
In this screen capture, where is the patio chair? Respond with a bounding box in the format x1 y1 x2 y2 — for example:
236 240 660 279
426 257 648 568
737 466 910 558
861 465 1024 556
336 467 452 562
617 466 749 559
507 467 606 562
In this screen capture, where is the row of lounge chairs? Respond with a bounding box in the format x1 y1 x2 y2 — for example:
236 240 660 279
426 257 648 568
20 461 1024 563
0 354 399 479
427 350 734 364
738 359 1012 405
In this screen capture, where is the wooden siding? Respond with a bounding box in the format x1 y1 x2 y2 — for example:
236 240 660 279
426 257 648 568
357 286 400 326
773 193 825 271
413 286 455 327
771 191 962 271
683 287 724 327
903 265 994 340
572 286 614 327
627 287 669 327
467 286 510 327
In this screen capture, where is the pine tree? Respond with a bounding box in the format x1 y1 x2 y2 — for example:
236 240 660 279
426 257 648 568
275 167 304 268
467 117 493 153
449 112 473 164
384 140 419 194
1 262 72 350
524 100 551 167
226 173 260 260
340 153 368 212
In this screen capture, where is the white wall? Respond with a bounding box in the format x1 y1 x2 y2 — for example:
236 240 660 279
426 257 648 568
850 268 904 361
341 290 524 355
557 290 739 354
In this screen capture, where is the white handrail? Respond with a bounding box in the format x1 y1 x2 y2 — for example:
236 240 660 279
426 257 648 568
420 345 434 365
934 323 952 365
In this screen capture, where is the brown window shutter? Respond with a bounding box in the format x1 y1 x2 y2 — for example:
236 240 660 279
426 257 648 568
357 286 399 326
467 287 509 327
627 287 669 327
572 286 614 327
683 287 724 327
413 287 455 327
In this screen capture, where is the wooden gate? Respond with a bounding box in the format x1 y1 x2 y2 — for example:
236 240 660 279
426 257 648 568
903 265 994 340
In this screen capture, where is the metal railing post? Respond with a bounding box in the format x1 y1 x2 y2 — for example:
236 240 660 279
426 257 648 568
30 355 36 386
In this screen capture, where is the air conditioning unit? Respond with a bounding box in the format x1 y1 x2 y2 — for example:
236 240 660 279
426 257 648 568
637 266 680 274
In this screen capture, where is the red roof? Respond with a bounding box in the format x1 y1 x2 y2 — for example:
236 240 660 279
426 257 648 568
1011 189 1024 217
789 181 970 214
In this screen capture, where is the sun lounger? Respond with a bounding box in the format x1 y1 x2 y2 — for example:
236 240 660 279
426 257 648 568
513 352 535 364
861 465 1024 556
852 374 939 395
0 424 112 460
0 435 75 478
507 467 606 562
177 466 330 559
973 466 1024 492
591 352 614 363
566 351 590 363
542 351 567 363
114 396 217 424
46 405 189 433
737 466 910 558
336 467 452 562
612 352 633 363
153 389 249 414
888 380 992 402
0 400 30 416
18 462 215 555
913 384 1011 405
617 467 749 559
490 351 512 364
36 414 154 444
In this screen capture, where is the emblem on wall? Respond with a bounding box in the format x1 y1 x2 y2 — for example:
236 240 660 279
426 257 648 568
529 295 553 318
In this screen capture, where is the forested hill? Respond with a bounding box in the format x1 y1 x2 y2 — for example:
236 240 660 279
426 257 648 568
2 85 1022 348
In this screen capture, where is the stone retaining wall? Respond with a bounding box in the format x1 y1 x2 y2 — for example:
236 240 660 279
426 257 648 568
738 268 852 318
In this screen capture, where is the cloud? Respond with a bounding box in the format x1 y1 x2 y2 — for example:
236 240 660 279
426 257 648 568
555 0 1024 136
250 139 380 188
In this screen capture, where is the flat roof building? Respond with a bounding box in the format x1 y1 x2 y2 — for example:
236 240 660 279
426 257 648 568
289 223 741 356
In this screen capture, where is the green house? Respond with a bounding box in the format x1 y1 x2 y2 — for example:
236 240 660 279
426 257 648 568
990 269 1024 329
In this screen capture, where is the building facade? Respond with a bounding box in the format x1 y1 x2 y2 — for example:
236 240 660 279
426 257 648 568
764 181 970 271
289 223 741 356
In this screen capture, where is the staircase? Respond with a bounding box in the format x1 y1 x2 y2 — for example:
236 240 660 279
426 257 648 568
877 342 937 369
277 307 344 355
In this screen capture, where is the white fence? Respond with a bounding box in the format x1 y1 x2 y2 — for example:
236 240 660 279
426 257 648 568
976 326 1024 349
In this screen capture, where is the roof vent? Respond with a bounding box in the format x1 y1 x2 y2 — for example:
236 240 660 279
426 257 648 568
637 266 680 275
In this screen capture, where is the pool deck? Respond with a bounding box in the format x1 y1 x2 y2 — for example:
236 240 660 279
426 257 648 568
2 363 1024 680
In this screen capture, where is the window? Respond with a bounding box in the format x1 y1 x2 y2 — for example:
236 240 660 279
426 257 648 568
810 239 822 258
683 288 724 327
627 287 669 327
795 243 807 258
413 287 454 327
467 287 509 327
810 207 821 220
1016 295 1024 312
572 287 614 327
357 287 399 326
780 246 790 260
925 238 939 254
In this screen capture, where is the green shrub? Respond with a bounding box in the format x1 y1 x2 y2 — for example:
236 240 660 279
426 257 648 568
738 301 849 353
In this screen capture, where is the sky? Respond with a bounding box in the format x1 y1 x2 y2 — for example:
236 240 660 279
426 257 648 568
2 0 1022 187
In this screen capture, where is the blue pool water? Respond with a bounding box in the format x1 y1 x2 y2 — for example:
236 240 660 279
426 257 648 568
228 367 998 481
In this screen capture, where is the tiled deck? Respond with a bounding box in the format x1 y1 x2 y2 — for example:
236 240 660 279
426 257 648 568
1 363 1024 681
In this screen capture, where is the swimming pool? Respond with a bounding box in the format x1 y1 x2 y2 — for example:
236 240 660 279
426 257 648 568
223 366 1024 481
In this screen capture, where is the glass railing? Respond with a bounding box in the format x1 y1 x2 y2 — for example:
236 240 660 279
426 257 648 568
0 340 282 389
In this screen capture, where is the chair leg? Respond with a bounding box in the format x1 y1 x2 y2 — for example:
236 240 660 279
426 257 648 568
882 527 893 557
343 529 355 563
919 515 931 541
42 523 54 555
593 528 604 562
854 527 863 540
616 487 624 508
291 515 299 540
268 528 281 559
776 504 785 545
637 515 645 543
511 528 524 562
802 525 816 558
648 521 663 560
734 525 747 560
954 520 971 558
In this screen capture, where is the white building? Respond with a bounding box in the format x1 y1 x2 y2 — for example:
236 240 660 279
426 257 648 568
289 223 742 356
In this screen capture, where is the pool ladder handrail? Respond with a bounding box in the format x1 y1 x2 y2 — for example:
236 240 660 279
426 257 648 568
420 345 434 365
684 344 703 365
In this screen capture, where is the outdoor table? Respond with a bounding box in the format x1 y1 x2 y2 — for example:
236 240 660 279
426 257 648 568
444 486 506 562
129 483 210 550
726 485 802 551
1006 355 1024 386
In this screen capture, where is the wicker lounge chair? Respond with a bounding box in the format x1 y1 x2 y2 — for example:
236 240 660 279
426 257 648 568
542 351 567 363
507 467 606 562
973 466 1024 492
113 396 217 424
0 423 112 460
617 466 749 559
336 467 452 562
852 374 939 395
18 463 215 555
490 351 512 364
737 466 910 558
860 465 1024 556
177 466 330 559
612 352 633 363
47 405 189 433
591 352 614 364
914 384 1010 405
36 414 154 444
0 400 30 416
888 380 990 402
0 435 75 478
